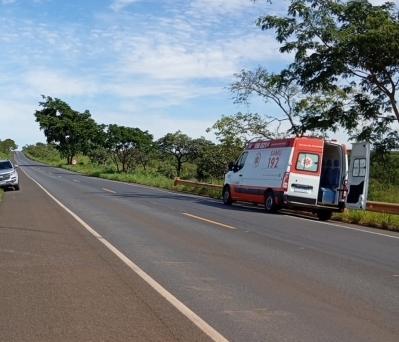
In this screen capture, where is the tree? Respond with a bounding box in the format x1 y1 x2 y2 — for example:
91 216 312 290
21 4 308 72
228 67 302 136
105 124 153 172
157 131 201 177
0 139 18 154
87 146 109 166
34 96 100 164
207 67 331 145
133 141 155 171
195 140 241 181
256 0 399 150
207 112 272 147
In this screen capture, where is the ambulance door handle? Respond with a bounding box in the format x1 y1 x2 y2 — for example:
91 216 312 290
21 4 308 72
239 174 243 177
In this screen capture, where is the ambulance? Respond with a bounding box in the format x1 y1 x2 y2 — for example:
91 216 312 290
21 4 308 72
222 136 371 221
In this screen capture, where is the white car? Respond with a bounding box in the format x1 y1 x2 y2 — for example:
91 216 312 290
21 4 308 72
0 159 19 191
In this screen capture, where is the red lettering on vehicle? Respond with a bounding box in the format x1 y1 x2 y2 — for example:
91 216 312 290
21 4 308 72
270 149 282 156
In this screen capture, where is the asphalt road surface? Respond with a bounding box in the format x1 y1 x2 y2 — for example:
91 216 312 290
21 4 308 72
1 152 398 342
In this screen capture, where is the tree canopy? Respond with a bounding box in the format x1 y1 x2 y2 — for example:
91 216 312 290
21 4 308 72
34 96 100 164
0 139 18 154
256 0 399 151
228 67 302 137
105 124 153 172
157 131 205 177
208 66 333 143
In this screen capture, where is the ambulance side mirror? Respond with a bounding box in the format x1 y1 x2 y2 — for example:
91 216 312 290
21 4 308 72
227 161 234 171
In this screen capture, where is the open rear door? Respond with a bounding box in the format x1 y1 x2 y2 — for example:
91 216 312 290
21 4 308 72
345 142 371 210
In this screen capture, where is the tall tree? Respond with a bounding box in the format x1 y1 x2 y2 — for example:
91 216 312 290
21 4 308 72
207 112 273 147
157 131 201 177
255 0 399 151
105 124 153 172
228 67 302 137
0 139 18 154
208 67 331 146
34 96 100 164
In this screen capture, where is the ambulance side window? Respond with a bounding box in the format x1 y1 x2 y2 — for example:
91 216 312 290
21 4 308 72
352 158 366 177
296 152 319 172
235 152 248 171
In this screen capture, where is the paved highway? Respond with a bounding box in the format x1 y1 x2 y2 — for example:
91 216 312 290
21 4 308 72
8 152 399 341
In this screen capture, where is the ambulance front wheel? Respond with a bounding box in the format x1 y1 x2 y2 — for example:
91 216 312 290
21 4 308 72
317 210 333 221
264 191 278 213
222 185 233 205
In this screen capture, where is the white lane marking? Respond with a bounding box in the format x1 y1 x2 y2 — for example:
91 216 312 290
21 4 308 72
19 167 229 342
102 188 116 194
182 213 236 230
284 215 399 240
73 180 80 182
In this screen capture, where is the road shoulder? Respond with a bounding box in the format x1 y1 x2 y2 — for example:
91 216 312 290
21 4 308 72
0 166 212 342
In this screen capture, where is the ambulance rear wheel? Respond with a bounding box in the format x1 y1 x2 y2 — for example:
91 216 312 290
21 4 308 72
317 210 333 221
264 191 278 213
222 186 233 205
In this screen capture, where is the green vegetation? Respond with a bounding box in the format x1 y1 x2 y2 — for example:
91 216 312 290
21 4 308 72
333 210 399 230
23 144 223 199
0 139 17 157
255 0 399 154
23 142 399 232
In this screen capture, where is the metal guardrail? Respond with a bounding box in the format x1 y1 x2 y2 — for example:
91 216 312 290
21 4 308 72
366 201 399 215
174 177 222 191
174 178 399 215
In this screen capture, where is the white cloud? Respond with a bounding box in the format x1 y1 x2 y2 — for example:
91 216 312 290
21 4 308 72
190 0 255 15
115 32 283 81
2 0 378 148
110 0 141 11
1 0 16 5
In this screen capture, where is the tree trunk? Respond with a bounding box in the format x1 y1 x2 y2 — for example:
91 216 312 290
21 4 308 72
176 157 182 177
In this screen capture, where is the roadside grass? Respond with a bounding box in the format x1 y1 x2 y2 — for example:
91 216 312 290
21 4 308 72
22 152 399 232
368 182 399 203
332 210 399 230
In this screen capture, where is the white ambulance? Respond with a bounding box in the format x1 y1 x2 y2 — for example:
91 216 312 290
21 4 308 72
222 136 371 221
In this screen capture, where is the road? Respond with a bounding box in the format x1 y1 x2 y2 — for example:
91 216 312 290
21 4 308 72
2 151 399 342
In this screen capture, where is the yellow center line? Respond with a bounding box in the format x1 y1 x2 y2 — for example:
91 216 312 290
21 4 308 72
102 188 116 194
182 213 236 230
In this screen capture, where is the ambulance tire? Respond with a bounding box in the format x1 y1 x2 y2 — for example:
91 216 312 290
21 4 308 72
222 185 233 205
317 210 333 221
264 191 278 213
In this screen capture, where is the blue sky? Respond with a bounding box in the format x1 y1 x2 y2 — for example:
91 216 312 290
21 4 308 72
0 0 396 148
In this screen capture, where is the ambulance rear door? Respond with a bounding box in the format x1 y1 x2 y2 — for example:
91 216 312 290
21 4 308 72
345 142 371 210
285 139 324 205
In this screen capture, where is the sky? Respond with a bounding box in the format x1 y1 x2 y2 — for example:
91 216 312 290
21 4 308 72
0 0 397 149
